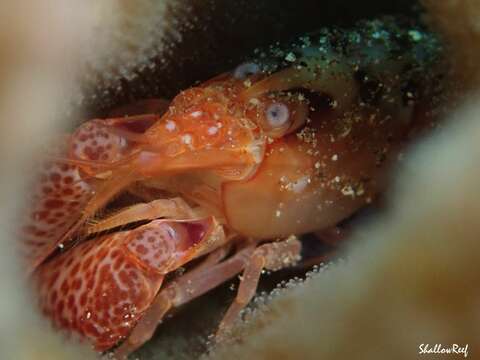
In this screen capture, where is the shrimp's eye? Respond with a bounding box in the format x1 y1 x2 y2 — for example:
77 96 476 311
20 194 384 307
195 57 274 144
245 94 309 138
259 98 308 138
234 62 260 79
266 103 290 128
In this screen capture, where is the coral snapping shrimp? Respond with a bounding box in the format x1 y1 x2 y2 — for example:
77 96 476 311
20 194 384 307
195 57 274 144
19 17 446 357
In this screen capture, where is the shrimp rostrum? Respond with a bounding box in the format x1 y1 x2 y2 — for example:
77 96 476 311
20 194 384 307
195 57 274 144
21 17 446 357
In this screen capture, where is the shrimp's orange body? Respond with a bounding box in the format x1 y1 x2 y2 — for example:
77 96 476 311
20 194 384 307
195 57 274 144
21 17 446 356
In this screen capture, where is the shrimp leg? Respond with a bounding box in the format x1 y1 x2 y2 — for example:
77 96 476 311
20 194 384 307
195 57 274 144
216 235 302 338
114 236 301 358
113 243 249 359
186 243 232 274
86 197 196 235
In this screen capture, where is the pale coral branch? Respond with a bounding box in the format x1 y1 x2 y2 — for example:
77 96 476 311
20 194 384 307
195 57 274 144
0 1 171 359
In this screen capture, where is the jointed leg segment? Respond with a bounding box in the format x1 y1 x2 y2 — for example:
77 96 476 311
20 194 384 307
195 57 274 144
114 236 301 358
216 236 302 337
87 197 196 234
113 245 254 359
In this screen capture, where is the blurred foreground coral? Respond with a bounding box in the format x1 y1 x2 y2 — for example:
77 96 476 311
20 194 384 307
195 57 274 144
0 1 169 359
